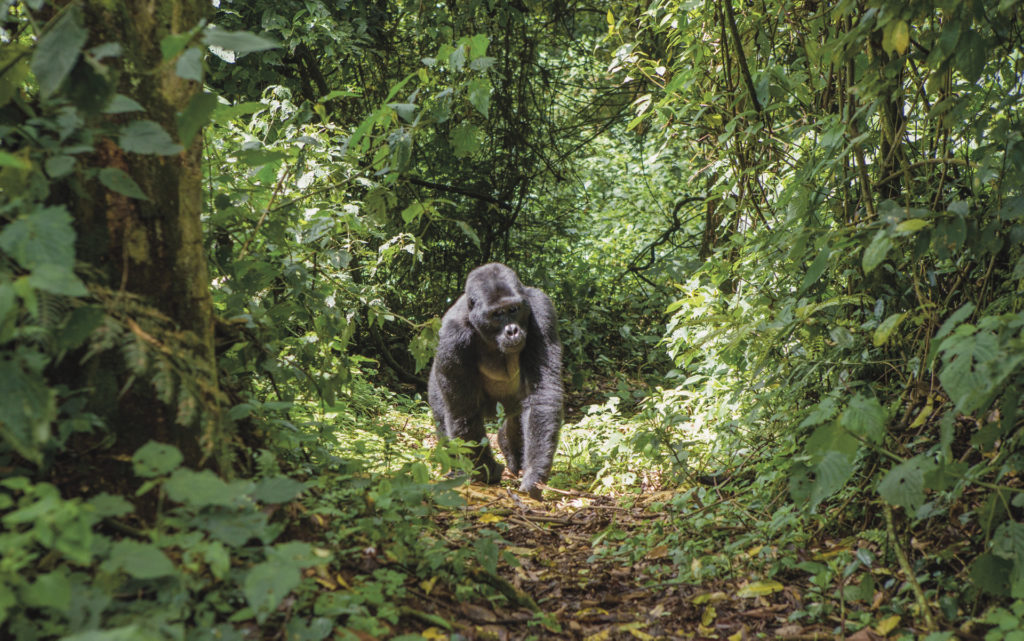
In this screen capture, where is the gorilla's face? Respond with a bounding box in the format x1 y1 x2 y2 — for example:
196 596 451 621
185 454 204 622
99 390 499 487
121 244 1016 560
466 264 532 354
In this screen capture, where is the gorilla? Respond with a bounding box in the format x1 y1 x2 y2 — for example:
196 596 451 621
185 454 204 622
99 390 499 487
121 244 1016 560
428 263 563 499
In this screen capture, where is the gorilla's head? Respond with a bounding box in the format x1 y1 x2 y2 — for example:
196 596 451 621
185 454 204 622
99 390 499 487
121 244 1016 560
465 263 532 354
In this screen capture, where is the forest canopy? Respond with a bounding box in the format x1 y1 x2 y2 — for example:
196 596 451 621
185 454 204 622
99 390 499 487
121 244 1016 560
1 0 1024 639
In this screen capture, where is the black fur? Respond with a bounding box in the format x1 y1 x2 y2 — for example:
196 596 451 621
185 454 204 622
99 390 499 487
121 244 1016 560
428 263 563 498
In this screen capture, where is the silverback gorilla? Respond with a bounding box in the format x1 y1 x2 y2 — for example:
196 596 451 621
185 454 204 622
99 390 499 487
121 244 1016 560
428 263 563 499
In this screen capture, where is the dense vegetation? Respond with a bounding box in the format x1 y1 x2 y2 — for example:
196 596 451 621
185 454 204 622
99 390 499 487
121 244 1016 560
2 0 1023 638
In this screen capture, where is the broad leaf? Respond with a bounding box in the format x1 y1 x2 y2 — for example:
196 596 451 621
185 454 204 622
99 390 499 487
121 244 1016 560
877 456 931 512
450 122 480 157
841 394 886 443
862 230 893 274
178 92 220 145
202 27 279 57
810 450 854 508
252 476 307 503
106 540 176 580
132 441 183 478
0 205 76 270
468 77 491 118
164 468 251 507
31 6 87 98
244 560 301 617
873 312 906 347
119 120 183 156
175 46 203 82
98 168 150 201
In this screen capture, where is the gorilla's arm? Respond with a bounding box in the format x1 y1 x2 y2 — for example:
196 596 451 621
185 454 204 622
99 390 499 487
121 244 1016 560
518 287 564 494
429 297 505 482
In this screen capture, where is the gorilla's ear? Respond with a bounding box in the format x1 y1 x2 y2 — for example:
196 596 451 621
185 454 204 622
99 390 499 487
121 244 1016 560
467 296 476 310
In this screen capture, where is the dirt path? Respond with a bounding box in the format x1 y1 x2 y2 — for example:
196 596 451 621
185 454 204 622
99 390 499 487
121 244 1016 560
414 485 831 641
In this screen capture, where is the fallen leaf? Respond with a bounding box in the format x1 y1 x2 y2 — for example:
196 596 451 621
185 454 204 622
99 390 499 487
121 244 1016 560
874 614 900 636
584 629 612 641
692 591 729 604
420 576 438 594
647 545 669 559
701 605 716 627
736 580 784 598
478 512 503 523
422 627 448 640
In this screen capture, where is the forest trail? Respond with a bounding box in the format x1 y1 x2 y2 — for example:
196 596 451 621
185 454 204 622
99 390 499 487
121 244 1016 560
407 484 835 641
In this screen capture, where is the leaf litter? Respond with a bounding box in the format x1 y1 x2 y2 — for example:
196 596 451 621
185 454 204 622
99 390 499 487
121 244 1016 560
391 482 836 641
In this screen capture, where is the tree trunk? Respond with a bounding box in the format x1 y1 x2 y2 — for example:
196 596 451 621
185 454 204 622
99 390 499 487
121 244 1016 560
72 0 226 468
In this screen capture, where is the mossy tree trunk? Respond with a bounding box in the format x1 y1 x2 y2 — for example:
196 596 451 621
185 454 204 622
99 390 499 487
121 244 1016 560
71 0 229 469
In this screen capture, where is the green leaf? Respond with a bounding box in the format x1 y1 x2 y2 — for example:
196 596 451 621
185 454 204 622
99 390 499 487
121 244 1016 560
972 553 1011 595
799 245 830 294
45 155 76 178
22 570 71 613
28 264 88 296
468 77 491 118
251 476 307 503
31 6 87 98
390 129 413 172
0 282 14 328
805 420 860 460
841 394 886 443
61 626 158 641
87 492 133 518
0 44 31 108
992 521 1024 561
164 468 251 507
862 229 893 274
209 101 265 124
202 27 279 57
159 20 206 61
456 220 481 249
934 303 974 343
895 218 930 233
268 541 324 566
104 94 145 114
450 122 480 157
873 312 906 347
106 539 176 579
877 456 930 512
938 328 1016 413
955 30 987 82
175 46 203 82
178 92 219 145
132 441 184 478
244 560 301 617
119 120 183 155
468 34 489 59
0 150 31 169
882 19 910 55
0 205 76 270
400 202 424 224
98 167 150 201
810 450 855 508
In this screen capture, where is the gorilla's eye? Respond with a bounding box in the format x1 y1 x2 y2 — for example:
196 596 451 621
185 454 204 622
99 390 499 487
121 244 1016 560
507 305 519 315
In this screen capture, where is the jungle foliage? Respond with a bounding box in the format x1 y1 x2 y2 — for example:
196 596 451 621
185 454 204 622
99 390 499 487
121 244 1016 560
1 0 1024 638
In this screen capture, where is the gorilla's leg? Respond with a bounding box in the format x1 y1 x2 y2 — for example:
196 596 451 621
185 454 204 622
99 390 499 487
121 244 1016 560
447 413 504 484
498 411 525 476
519 401 562 498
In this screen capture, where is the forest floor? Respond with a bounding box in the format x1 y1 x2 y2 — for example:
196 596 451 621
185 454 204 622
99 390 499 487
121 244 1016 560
402 483 841 641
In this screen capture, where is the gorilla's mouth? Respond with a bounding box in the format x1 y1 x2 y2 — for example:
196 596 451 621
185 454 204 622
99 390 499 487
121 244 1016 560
498 333 526 353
